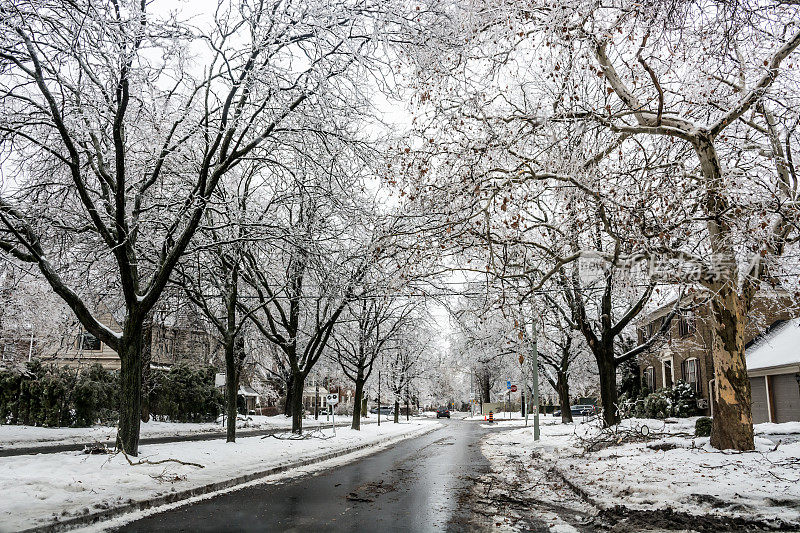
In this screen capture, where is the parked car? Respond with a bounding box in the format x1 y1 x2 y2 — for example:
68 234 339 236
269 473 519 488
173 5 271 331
436 407 451 418
553 404 596 418
370 406 394 417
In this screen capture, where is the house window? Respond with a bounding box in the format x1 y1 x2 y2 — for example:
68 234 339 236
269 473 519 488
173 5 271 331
79 332 101 351
2 343 15 361
678 312 696 337
683 358 700 393
643 366 655 391
663 359 673 388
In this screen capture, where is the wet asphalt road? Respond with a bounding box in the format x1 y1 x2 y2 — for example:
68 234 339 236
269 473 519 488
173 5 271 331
114 416 502 532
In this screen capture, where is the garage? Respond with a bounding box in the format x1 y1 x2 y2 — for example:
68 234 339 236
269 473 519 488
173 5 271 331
749 377 769 424
771 373 800 423
746 318 800 424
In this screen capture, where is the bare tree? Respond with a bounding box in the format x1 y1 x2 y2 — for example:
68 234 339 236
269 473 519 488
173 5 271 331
330 296 416 429
0 0 386 454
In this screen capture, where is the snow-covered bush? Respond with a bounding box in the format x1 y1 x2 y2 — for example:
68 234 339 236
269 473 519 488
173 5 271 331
695 416 712 436
641 381 698 419
642 391 671 418
0 362 117 427
1 361 223 426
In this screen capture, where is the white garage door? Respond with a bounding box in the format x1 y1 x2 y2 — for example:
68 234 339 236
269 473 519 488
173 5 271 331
750 377 769 424
772 374 800 423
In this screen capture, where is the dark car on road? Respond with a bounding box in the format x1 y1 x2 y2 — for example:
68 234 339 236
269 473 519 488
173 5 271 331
436 408 451 418
553 404 596 418
370 406 394 417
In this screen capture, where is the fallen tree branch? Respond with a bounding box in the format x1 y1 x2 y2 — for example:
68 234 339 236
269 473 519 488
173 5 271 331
118 448 205 469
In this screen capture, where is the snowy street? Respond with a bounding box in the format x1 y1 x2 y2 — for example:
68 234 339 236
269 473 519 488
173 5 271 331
2 0 800 531
101 415 500 532
0 420 437 532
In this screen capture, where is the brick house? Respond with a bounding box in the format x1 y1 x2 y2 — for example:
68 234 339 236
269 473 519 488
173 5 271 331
0 305 222 371
50 316 222 370
637 292 796 415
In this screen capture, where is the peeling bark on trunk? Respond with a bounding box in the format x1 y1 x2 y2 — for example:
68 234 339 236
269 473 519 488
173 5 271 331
709 288 755 450
696 139 755 451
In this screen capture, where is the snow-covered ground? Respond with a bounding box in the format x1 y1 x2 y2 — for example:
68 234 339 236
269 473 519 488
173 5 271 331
482 417 800 527
0 419 438 532
0 414 387 450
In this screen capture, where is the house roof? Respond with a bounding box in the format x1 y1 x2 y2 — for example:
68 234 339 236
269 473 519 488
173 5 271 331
746 318 800 372
238 385 259 397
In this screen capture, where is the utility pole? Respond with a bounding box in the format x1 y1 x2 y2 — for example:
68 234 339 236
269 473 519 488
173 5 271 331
405 377 410 421
531 315 540 441
315 378 319 420
377 370 381 426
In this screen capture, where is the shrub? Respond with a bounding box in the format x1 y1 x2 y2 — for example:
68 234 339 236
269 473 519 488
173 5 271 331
640 381 699 419
643 390 671 418
695 417 712 437
148 364 223 423
1 360 220 427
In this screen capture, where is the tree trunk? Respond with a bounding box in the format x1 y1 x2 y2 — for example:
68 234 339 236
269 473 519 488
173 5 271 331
696 138 755 451
351 377 365 430
290 374 304 434
709 288 755 450
597 354 619 427
116 331 143 456
557 372 573 424
393 399 399 423
480 373 491 402
225 337 238 443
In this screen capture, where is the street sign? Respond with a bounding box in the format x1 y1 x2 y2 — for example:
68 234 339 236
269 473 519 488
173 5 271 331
506 380 511 390
326 394 339 436
510 385 517 392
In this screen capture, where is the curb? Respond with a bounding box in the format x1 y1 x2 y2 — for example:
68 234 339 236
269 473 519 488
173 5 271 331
20 423 439 533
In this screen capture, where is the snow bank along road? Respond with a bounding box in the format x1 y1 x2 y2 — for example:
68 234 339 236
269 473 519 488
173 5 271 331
479 416 800 532
0 416 393 456
0 419 437 532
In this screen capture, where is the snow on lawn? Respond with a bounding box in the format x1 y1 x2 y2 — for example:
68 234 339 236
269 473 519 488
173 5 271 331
0 419 438 532
483 417 800 526
0 421 225 449
0 415 390 450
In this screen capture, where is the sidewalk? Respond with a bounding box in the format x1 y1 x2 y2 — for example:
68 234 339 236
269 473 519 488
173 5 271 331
1 419 439 532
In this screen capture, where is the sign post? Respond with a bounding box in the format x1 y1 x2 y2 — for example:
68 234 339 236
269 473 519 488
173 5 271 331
506 380 511 419
326 393 339 436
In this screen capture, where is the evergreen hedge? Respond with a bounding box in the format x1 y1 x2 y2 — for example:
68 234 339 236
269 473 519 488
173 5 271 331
0 361 222 427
